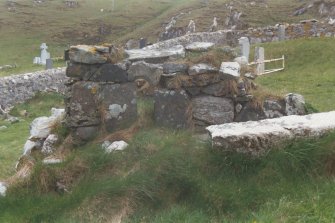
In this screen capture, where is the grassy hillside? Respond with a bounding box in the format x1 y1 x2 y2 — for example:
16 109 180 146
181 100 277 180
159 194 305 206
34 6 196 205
0 0 321 76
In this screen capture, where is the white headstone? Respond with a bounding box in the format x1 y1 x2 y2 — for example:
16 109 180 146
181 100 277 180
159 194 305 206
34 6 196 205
255 47 265 75
238 37 250 63
40 43 51 65
278 25 286 41
33 57 41 64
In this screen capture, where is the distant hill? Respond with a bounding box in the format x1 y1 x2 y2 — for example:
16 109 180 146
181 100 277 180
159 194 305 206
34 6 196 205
0 0 331 75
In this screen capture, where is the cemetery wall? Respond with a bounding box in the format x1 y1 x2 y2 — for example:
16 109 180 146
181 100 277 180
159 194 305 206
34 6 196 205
245 20 335 44
146 20 335 49
0 68 67 110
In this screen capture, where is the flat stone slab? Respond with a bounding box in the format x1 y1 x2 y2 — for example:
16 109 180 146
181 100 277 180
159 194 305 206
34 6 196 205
185 42 215 52
207 111 335 156
220 62 240 79
188 63 218 76
69 45 109 64
125 45 185 62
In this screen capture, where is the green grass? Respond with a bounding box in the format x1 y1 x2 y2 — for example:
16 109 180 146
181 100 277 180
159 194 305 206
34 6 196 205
0 127 334 222
255 38 335 112
0 93 64 180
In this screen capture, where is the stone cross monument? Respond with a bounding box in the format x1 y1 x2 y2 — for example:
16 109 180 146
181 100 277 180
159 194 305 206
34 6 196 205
40 43 51 65
33 43 51 65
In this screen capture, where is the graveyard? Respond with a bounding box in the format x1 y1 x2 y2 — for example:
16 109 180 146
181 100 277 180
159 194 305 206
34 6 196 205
1 0 335 222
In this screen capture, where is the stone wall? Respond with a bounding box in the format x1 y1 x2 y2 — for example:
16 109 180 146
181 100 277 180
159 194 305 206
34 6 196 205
244 20 335 44
146 20 335 50
65 44 306 143
0 68 67 110
64 45 138 144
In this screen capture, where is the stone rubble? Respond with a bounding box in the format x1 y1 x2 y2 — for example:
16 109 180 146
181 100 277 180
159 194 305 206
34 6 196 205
102 141 129 153
41 134 59 155
29 108 65 139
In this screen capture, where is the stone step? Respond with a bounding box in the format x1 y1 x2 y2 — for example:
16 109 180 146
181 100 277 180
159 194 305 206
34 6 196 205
206 111 335 156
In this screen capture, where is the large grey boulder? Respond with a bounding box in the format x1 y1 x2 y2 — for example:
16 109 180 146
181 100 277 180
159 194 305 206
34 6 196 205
69 45 109 64
207 111 335 156
154 90 191 129
99 83 137 132
285 93 306 115
185 42 215 52
66 62 128 82
102 140 129 153
66 62 101 80
66 81 101 128
30 108 65 139
90 63 128 83
201 81 226 96
125 45 185 63
128 61 163 85
163 63 188 74
263 99 285 119
192 96 234 125
235 103 266 122
188 63 218 76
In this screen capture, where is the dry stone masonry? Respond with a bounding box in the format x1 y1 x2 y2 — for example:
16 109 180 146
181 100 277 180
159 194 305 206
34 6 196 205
65 45 138 143
64 42 308 143
146 19 335 51
0 68 67 111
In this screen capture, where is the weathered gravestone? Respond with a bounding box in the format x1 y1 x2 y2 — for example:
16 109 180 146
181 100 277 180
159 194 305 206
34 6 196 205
45 59 53 70
278 25 286 41
238 37 250 63
255 47 265 75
